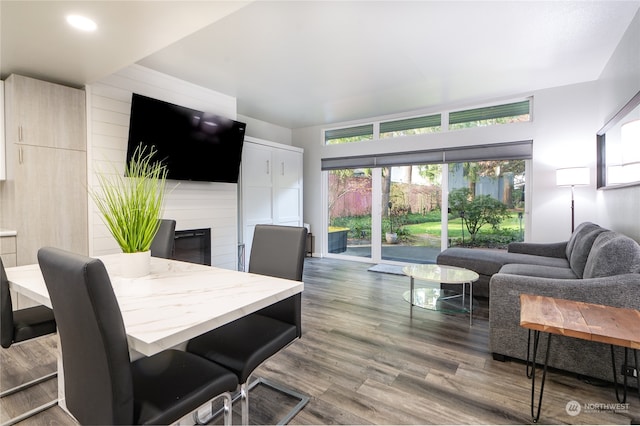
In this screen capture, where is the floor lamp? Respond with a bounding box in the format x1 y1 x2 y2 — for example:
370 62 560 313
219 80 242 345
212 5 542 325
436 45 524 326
556 167 590 232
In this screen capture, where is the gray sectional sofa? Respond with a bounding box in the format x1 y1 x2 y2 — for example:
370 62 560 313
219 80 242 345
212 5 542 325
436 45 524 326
437 222 640 383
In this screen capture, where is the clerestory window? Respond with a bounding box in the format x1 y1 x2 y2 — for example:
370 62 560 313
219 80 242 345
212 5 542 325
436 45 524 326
449 100 530 130
379 114 441 138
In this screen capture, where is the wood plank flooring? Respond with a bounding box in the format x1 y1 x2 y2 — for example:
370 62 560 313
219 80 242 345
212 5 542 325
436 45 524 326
2 257 639 425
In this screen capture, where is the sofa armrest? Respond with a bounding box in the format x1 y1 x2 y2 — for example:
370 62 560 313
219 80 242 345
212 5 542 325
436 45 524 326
489 273 640 355
507 241 568 258
489 272 640 381
490 272 640 310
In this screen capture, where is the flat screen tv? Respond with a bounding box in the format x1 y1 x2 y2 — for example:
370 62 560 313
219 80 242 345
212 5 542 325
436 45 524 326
126 93 246 183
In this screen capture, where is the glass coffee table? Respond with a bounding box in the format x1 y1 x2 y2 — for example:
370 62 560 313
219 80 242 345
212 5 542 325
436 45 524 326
402 264 479 325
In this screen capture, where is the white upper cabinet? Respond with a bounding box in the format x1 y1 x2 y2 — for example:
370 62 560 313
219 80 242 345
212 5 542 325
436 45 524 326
240 136 303 268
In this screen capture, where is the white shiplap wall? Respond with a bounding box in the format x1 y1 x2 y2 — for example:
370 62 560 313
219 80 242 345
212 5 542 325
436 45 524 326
87 64 239 269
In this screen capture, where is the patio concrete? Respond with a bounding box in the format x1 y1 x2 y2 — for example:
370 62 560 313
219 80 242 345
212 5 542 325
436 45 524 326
342 244 441 264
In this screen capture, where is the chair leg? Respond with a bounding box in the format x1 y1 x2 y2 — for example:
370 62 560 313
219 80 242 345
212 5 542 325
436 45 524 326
246 377 310 426
197 376 309 425
192 392 233 425
0 371 58 426
240 381 249 426
1 399 58 426
223 392 232 426
0 371 57 398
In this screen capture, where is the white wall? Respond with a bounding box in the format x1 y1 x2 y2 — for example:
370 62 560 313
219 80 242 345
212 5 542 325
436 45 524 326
594 9 640 241
293 80 622 252
528 82 601 242
87 64 240 269
238 114 292 145
294 9 640 251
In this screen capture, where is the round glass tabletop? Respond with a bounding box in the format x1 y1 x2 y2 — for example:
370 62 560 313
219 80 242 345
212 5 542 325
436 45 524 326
403 264 479 284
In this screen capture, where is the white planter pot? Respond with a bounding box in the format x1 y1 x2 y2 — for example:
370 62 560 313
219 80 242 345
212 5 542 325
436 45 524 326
385 232 398 244
120 250 151 278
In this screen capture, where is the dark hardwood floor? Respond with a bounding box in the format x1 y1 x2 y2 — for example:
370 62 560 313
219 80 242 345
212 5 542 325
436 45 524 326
2 257 638 425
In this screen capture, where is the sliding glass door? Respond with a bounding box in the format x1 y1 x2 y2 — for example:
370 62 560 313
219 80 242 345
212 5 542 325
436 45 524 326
327 168 372 259
325 159 527 264
446 160 526 248
381 164 443 263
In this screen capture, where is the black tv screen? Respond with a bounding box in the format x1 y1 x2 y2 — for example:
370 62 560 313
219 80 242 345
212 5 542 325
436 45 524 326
126 93 246 183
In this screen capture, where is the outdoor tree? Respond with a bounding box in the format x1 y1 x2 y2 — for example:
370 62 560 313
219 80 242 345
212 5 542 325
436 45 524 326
328 169 371 222
452 160 525 206
448 187 509 242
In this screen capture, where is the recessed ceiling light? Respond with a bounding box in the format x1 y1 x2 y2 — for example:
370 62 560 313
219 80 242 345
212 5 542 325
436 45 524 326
66 14 97 32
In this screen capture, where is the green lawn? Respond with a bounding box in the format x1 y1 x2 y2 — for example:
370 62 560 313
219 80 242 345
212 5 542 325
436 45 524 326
404 212 524 239
331 211 524 247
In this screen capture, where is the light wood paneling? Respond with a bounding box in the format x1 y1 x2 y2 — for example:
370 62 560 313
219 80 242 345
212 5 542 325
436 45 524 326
2 74 87 268
14 146 87 265
88 65 240 269
0 236 17 267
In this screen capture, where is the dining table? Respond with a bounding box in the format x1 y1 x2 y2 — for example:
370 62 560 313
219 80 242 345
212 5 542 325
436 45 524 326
5 253 304 418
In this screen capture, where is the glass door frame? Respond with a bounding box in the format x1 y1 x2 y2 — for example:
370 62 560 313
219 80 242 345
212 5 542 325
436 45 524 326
322 160 529 262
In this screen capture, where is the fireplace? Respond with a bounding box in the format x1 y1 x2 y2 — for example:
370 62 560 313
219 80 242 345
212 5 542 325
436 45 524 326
173 228 211 266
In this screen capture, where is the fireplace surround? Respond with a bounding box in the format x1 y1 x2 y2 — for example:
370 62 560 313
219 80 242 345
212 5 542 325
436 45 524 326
173 228 211 266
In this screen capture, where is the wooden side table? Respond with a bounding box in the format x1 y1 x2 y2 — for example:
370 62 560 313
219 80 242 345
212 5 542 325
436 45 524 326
519 294 640 422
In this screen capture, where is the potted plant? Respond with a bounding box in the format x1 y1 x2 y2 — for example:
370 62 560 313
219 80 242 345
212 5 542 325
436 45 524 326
386 202 410 244
90 143 168 277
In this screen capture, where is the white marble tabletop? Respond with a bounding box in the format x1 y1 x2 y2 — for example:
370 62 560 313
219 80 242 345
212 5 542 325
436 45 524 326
6 254 304 356
403 264 479 284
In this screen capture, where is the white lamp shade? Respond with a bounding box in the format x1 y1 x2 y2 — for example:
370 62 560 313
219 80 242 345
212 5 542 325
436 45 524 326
556 167 590 186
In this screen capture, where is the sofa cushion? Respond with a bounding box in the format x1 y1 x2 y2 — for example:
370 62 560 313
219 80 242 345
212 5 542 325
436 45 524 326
583 231 640 278
437 247 570 277
568 227 607 278
437 248 505 276
565 222 602 261
499 263 578 279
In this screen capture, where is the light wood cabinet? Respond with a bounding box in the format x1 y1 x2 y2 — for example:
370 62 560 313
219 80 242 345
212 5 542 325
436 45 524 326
0 235 17 267
240 137 303 268
1 74 87 266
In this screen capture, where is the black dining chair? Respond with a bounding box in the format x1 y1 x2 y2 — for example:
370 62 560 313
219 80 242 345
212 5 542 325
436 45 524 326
1 257 58 426
150 219 176 259
37 247 238 425
187 224 308 425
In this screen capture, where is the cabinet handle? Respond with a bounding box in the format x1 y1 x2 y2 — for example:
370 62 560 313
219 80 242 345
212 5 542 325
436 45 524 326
281 162 285 176
19 146 23 164
18 126 23 142
266 160 270 175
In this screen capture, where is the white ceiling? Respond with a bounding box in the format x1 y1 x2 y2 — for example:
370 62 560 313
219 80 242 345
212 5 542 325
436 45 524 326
2 1 639 129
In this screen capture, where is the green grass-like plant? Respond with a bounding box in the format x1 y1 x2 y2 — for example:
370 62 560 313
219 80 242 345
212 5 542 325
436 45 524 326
90 144 168 253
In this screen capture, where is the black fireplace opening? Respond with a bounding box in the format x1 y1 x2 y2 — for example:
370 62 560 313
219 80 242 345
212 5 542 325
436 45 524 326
173 228 211 266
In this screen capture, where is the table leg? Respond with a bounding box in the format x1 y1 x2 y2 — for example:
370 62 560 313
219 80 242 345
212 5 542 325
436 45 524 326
462 282 465 310
527 330 552 423
409 276 415 317
612 346 640 403
469 282 473 326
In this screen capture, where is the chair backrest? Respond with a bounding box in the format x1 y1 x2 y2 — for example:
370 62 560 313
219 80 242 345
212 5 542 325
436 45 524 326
248 225 307 336
249 225 307 281
150 219 176 259
37 247 134 425
0 257 15 348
